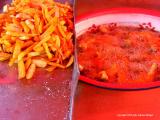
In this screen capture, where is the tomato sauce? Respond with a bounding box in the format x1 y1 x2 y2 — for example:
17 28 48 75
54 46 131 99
78 24 160 83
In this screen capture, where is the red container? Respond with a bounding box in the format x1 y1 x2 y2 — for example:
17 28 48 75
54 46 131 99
76 8 160 90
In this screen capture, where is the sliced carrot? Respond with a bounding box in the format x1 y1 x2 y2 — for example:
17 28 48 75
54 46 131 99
18 59 26 79
28 52 40 57
48 62 65 69
43 42 52 59
32 59 47 68
34 35 51 48
21 21 30 33
66 55 74 68
18 42 37 61
40 24 55 40
0 52 11 61
58 24 66 38
9 40 22 66
0 0 73 80
46 66 56 72
22 40 34 49
26 63 36 79
25 58 32 70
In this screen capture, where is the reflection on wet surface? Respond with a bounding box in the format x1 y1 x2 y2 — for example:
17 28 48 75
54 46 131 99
0 63 72 120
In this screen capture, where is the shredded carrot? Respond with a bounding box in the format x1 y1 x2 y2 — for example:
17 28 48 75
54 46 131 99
26 63 36 79
32 59 47 68
0 52 11 61
18 59 26 79
0 0 73 80
22 40 34 49
25 58 32 70
66 55 74 68
43 42 53 59
9 40 22 66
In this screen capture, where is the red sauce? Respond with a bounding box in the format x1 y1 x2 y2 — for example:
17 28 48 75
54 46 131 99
78 24 160 83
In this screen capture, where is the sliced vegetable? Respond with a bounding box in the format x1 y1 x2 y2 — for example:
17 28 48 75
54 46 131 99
0 0 73 80
26 63 36 79
32 59 47 68
18 59 26 79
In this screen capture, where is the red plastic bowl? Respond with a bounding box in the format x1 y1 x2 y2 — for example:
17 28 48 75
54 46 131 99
76 7 160 90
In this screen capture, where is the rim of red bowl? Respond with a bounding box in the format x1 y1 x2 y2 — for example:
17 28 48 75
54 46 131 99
76 7 160 90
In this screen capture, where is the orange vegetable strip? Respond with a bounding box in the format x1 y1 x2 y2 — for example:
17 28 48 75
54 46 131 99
25 58 32 70
55 35 61 48
18 42 37 61
22 40 34 49
34 35 51 49
18 59 26 79
46 66 56 72
0 52 11 61
26 63 36 79
66 55 74 68
9 40 22 66
40 24 55 40
0 0 73 80
21 21 30 33
28 52 40 57
63 50 71 60
32 59 47 68
33 46 44 52
44 6 52 22
58 24 66 38
66 32 73 40
38 20 43 34
34 14 40 33
43 42 52 59
48 62 65 69
49 8 55 16
25 19 35 30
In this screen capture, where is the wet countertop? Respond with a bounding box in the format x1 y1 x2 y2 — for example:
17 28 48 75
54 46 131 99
0 62 72 120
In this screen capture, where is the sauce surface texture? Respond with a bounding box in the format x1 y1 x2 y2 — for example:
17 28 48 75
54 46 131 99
78 24 160 83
